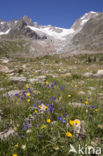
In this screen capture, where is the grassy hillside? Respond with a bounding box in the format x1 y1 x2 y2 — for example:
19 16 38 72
0 54 103 155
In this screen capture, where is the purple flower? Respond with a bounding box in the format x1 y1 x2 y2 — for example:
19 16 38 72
59 107 61 110
20 97 23 100
37 100 41 103
33 104 36 108
91 105 95 109
40 84 43 87
60 86 64 90
51 84 53 88
49 106 54 113
62 119 66 123
40 134 42 138
57 116 62 120
65 113 68 117
28 88 32 93
54 81 57 85
19 135 23 139
22 125 26 131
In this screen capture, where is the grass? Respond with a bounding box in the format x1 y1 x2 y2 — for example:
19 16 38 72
0 54 103 155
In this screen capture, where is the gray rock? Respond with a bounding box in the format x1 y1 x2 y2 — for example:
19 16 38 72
8 90 22 96
0 65 13 73
69 102 85 107
73 119 86 137
9 76 26 82
0 128 15 140
84 72 93 77
97 70 103 76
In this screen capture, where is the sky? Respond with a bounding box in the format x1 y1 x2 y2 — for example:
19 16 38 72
0 0 103 28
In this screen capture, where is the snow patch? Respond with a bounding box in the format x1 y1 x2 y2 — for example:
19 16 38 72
27 26 75 40
0 29 11 35
0 22 5 25
81 19 89 25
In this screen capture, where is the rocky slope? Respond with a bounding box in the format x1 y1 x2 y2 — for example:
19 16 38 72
0 11 102 56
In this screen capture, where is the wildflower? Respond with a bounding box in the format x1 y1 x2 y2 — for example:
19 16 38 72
26 129 32 133
57 116 62 120
45 106 48 110
37 91 40 94
46 119 51 123
68 94 71 98
59 107 61 110
95 109 98 112
85 100 88 105
34 110 38 113
33 104 36 108
66 132 72 138
39 134 42 138
41 125 47 129
19 135 23 139
45 81 49 85
21 144 26 150
91 105 95 109
69 120 74 126
12 154 18 156
38 105 41 109
26 93 30 96
75 85 78 88
25 84 29 89
15 143 18 148
27 99 30 102
74 119 80 125
62 119 66 123
65 113 68 117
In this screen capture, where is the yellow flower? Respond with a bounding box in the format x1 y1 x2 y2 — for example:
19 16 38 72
85 100 88 105
75 85 78 88
68 94 71 98
46 119 51 123
45 106 48 110
26 93 30 96
37 91 40 94
41 125 47 129
12 154 18 156
66 132 72 138
25 84 29 89
27 99 30 102
15 143 18 148
38 105 41 109
95 109 98 112
46 81 49 85
74 119 80 125
34 110 38 113
69 120 74 126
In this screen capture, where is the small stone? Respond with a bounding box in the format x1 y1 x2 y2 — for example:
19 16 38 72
73 119 86 137
69 102 85 107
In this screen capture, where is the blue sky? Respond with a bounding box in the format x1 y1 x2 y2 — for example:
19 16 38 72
0 0 103 28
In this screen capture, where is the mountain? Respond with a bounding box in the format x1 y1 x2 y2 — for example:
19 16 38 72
0 11 102 57
72 12 103 51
